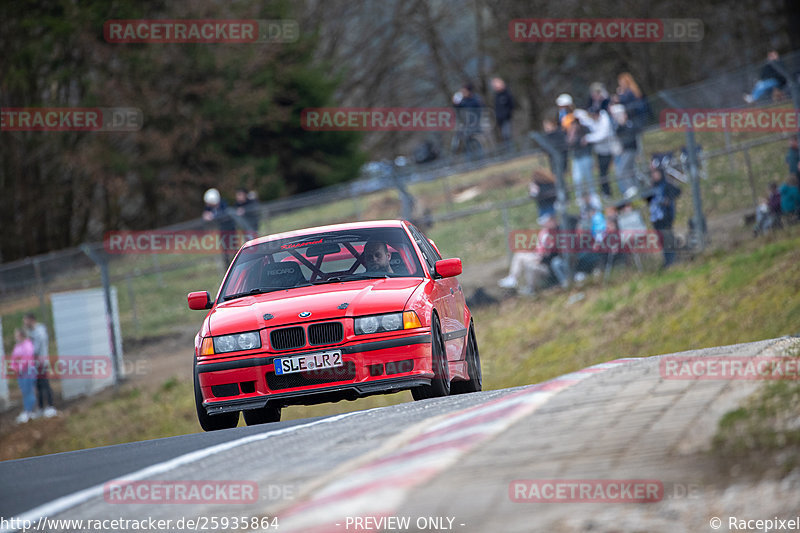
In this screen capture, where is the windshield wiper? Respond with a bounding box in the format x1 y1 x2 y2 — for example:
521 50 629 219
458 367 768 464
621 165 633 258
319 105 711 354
222 284 312 301
310 274 389 285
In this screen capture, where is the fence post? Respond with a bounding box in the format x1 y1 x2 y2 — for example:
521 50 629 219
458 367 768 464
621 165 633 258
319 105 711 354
723 130 736 173
685 128 707 252
151 253 165 288
501 207 512 264
125 274 140 340
529 131 571 284
390 166 416 221
81 244 121 388
742 148 759 210
350 186 362 221
442 174 453 213
658 91 707 252
32 257 47 321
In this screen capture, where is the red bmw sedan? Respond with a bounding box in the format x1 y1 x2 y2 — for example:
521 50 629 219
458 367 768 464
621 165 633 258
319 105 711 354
188 220 481 431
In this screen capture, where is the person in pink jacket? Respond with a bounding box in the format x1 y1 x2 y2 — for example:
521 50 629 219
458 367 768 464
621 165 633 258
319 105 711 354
10 328 37 423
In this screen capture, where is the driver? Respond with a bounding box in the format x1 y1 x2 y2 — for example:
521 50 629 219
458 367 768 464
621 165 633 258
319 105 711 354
363 241 394 273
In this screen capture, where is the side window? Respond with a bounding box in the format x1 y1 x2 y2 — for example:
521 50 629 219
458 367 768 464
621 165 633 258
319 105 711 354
409 225 436 272
427 238 442 261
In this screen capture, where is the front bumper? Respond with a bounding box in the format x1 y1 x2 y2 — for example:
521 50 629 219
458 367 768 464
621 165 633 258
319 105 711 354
198 332 432 414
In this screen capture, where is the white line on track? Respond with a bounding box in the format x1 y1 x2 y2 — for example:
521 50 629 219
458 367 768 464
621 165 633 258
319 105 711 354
0 411 360 533
1 357 641 533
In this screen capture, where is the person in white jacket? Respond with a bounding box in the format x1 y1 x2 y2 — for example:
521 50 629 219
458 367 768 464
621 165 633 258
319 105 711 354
575 106 618 199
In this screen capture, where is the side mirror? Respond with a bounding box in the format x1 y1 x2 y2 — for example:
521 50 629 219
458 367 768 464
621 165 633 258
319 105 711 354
188 291 212 310
434 258 462 278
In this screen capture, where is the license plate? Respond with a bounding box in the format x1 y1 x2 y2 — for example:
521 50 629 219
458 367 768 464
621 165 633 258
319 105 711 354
274 350 343 375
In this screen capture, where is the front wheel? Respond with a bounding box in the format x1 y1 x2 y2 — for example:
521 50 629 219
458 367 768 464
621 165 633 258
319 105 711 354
194 361 239 431
243 405 281 425
451 323 482 394
412 317 450 400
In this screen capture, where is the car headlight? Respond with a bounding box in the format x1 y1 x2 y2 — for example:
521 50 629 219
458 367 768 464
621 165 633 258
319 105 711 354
213 331 261 353
354 312 419 335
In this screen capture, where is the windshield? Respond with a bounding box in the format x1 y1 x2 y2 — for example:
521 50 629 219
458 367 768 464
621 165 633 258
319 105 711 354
219 226 424 300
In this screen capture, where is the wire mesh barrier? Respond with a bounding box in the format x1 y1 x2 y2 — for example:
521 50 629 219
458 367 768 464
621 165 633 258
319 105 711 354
2 51 799 412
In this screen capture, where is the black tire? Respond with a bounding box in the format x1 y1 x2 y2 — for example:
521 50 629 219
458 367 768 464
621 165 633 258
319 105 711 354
451 323 482 394
194 361 239 431
243 405 281 425
412 316 450 400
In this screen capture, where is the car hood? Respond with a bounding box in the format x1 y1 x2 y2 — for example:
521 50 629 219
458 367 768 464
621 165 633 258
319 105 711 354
207 278 424 335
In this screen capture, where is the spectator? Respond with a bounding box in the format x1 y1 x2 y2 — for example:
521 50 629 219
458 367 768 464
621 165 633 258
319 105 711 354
786 138 799 181
645 166 682 268
556 93 575 130
453 82 485 160
578 191 604 227
203 188 237 265
578 105 617 198
754 185 782 235
582 192 606 239
234 187 260 236
602 214 627 269
566 111 596 199
542 116 568 179
529 168 558 218
768 182 782 221
779 174 800 220
573 192 605 280
23 312 56 418
10 328 37 424
586 82 610 112
491 77 515 149
498 214 567 295
744 50 788 103
574 213 621 282
610 104 640 198
614 72 648 127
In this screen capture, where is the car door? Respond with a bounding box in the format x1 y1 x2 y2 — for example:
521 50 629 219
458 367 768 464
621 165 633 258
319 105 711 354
408 226 465 361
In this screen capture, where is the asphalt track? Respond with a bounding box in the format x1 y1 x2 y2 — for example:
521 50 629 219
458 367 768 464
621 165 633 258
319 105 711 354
1 337 797 533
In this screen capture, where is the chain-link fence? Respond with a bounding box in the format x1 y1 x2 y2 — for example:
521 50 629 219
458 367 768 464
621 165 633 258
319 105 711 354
2 50 799 412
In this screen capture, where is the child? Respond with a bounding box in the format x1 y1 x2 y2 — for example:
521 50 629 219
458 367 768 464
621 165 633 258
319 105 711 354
10 329 37 423
754 183 783 235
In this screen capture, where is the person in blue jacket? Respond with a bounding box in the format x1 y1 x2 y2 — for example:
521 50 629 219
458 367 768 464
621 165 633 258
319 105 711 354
645 166 681 268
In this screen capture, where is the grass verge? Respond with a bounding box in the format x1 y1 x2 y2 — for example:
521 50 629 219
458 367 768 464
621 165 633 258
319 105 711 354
2 228 799 460
712 342 800 478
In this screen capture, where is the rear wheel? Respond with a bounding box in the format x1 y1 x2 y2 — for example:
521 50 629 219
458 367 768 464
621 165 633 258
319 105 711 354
243 405 282 425
451 323 482 394
412 317 450 400
194 361 239 431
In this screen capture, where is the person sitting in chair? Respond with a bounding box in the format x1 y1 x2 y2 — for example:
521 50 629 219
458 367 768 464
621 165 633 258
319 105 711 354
363 241 394 274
